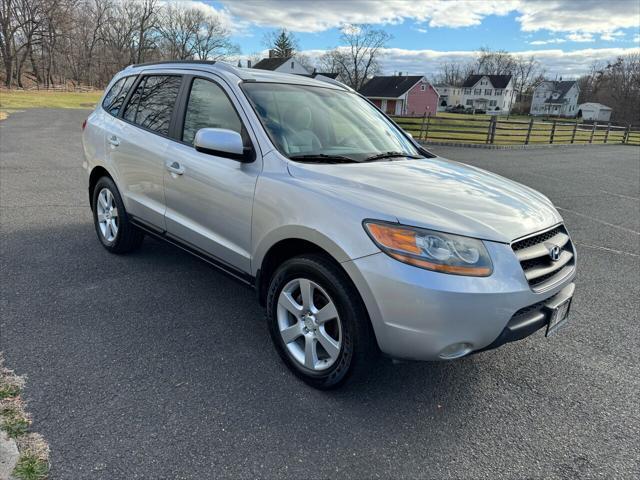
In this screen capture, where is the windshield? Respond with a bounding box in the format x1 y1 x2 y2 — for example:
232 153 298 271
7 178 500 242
241 82 424 162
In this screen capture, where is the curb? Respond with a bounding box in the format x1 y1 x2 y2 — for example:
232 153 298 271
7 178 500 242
0 431 18 480
418 140 636 150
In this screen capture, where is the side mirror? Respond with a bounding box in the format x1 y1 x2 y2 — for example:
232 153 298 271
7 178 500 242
194 128 251 162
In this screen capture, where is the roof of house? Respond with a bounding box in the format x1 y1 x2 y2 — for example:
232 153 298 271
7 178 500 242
462 74 512 88
578 102 612 110
358 75 425 98
541 80 578 104
252 57 290 71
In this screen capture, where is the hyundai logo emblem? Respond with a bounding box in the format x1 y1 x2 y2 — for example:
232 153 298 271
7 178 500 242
548 244 561 261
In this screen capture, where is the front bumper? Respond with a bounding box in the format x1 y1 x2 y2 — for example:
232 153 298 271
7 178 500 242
342 241 576 361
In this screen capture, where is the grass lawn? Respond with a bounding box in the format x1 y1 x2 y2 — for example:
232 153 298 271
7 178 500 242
0 89 103 111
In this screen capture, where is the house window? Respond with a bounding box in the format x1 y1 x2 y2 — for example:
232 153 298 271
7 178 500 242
464 88 471 94
495 89 503 95
474 88 481 95
291 62 294 69
420 84 426 91
485 89 492 95
489 100 497 106
466 99 473 106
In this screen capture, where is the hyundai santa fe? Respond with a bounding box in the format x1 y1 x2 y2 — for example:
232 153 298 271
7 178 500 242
82 61 576 389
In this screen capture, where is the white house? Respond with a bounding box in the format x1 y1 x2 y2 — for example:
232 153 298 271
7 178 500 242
433 84 463 110
530 80 580 117
252 51 311 75
578 102 613 122
460 74 515 113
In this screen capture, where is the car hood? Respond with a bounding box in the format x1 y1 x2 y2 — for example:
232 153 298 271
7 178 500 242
287 157 562 243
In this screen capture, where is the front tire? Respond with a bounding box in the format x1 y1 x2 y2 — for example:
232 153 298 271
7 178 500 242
91 176 144 253
266 254 377 389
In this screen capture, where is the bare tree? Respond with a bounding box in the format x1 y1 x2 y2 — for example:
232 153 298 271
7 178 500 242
475 47 517 75
322 24 391 90
435 62 468 86
193 15 238 60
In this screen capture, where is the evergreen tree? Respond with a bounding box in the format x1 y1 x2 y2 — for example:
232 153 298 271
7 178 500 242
268 29 296 58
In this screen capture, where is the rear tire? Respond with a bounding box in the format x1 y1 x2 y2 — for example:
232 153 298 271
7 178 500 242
266 254 378 389
91 176 144 253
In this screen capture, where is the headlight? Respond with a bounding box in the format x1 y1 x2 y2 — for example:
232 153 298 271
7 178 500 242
363 220 493 276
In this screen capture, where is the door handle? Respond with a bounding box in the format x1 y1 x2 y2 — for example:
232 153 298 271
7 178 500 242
166 161 185 175
108 135 120 147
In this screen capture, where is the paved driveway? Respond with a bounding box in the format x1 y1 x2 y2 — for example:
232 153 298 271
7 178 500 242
1 109 638 479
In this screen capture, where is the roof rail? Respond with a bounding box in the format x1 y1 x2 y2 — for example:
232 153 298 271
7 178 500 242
311 75 354 92
128 60 217 69
125 59 243 77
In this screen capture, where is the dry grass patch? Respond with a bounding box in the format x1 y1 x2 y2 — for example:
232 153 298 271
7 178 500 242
0 354 49 480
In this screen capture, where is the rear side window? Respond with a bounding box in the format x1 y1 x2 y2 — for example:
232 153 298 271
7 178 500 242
102 76 136 116
182 78 243 145
123 75 182 135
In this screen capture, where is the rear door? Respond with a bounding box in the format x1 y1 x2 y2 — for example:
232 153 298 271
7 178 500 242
163 75 261 273
104 73 183 230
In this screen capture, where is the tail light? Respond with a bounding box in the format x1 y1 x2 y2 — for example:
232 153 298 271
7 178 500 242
82 118 87 131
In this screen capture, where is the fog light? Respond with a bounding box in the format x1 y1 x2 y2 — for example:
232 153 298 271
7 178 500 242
439 342 472 359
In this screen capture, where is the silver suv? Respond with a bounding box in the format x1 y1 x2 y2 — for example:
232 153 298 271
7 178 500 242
82 61 576 389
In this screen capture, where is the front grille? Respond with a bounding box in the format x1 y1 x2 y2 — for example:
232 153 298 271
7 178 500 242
512 225 575 291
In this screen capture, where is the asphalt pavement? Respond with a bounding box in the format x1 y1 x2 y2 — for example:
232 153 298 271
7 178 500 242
1 109 639 479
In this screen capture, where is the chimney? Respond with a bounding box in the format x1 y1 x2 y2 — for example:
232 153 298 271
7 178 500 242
398 71 403 76
269 49 276 58
247 59 252 68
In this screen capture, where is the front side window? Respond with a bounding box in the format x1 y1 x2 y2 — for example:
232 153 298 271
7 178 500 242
242 82 421 162
495 89 503 96
123 75 182 135
182 78 243 145
464 88 471 94
466 99 473 106
102 76 136 116
474 88 481 95
485 89 492 95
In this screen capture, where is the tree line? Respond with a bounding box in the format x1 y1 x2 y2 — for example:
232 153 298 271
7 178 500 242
0 0 238 88
1 1 638 124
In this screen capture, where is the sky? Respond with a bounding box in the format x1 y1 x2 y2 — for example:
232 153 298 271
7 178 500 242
188 0 640 78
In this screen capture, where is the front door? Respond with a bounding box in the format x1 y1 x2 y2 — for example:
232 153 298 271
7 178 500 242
386 99 396 114
163 76 261 273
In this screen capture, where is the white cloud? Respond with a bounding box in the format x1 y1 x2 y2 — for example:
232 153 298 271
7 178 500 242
291 46 640 79
516 0 638 34
529 38 566 45
217 0 640 34
600 30 625 41
217 0 517 32
161 1 250 35
566 32 595 42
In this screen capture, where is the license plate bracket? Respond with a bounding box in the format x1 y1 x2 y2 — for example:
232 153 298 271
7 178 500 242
546 298 571 337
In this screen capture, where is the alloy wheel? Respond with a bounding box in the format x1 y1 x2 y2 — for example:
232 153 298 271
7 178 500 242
276 278 342 371
96 188 119 242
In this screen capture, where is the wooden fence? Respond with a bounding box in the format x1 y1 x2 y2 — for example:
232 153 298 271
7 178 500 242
393 114 640 147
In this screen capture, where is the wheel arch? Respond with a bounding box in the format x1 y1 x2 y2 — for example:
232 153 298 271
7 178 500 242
88 165 114 207
254 227 356 307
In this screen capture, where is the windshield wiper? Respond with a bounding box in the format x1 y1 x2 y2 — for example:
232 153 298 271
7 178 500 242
289 154 357 164
363 151 423 162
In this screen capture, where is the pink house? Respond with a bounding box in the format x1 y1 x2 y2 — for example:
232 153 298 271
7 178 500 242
359 75 440 116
